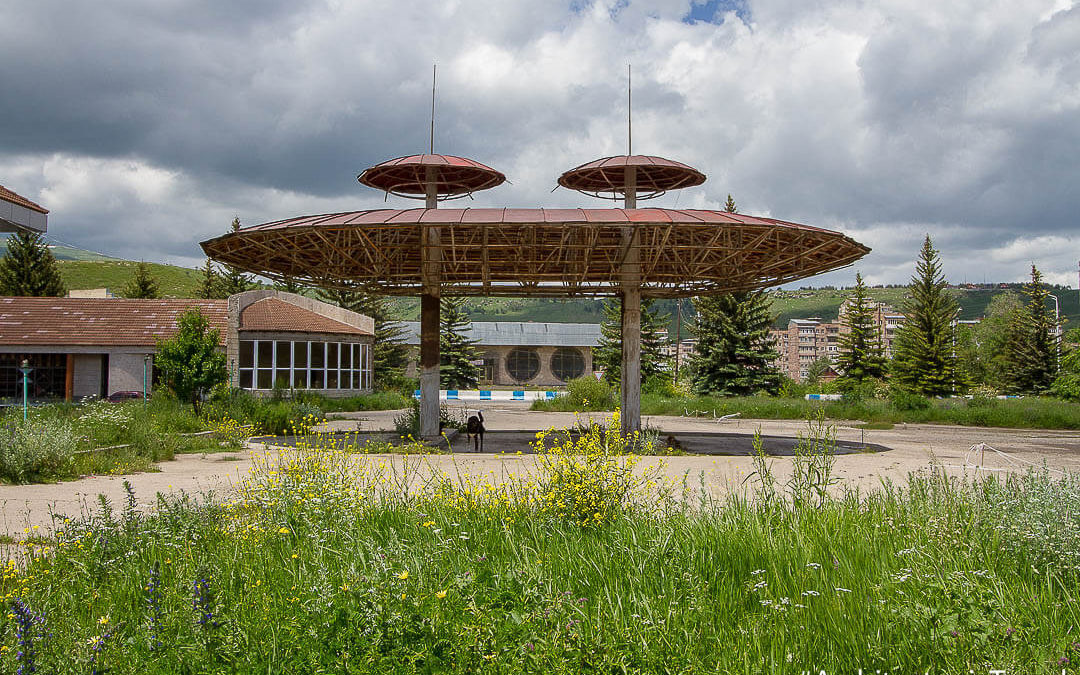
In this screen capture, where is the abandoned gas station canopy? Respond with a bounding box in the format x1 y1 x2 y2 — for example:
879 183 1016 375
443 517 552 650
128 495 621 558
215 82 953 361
200 206 869 298
358 154 505 200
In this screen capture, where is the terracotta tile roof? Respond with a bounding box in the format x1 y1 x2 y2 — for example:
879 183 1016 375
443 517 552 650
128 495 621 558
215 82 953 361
0 298 227 347
239 298 370 335
0 185 48 214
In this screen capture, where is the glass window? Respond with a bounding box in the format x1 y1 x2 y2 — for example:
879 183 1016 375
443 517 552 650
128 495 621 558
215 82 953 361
239 370 253 389
310 367 324 389
311 343 325 369
257 341 273 368
239 341 254 368
294 342 308 369
275 342 291 369
328 343 339 371
506 348 540 382
551 348 585 382
327 369 338 389
257 369 273 389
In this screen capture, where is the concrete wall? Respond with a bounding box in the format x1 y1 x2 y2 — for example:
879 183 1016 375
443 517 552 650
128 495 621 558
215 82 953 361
407 344 593 387
108 352 152 395
72 354 105 399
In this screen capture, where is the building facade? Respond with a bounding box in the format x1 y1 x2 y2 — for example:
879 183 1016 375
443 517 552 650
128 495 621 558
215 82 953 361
770 300 906 382
402 321 600 387
0 291 374 402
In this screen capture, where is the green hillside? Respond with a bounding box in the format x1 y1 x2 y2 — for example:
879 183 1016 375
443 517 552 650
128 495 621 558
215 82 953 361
37 255 1080 333
58 260 205 298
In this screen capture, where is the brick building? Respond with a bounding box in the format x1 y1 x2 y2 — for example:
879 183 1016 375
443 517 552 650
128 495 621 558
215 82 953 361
0 290 374 402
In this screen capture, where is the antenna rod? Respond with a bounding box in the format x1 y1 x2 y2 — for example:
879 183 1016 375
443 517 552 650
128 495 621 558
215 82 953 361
430 64 436 154
627 64 632 155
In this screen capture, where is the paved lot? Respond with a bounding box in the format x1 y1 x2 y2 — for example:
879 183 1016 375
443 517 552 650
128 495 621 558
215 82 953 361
3 402 1080 537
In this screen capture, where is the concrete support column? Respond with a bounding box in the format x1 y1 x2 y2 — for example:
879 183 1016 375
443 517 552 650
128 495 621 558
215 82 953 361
620 284 641 437
419 192 442 440
419 293 440 439
620 176 642 437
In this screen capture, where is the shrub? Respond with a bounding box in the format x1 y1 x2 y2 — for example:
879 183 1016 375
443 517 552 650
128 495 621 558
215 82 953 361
888 386 931 411
565 375 617 410
0 417 77 482
392 400 465 438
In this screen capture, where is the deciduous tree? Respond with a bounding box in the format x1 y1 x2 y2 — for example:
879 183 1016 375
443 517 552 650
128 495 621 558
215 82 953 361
155 308 227 413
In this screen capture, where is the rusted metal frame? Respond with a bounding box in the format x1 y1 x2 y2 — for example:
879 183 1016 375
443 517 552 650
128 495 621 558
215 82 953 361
757 233 836 275
641 223 676 278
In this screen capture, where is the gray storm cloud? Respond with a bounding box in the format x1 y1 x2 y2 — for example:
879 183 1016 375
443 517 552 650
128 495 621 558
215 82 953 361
0 0 1076 286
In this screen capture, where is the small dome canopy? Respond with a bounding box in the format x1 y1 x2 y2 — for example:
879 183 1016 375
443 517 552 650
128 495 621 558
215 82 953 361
558 155 706 200
358 154 505 200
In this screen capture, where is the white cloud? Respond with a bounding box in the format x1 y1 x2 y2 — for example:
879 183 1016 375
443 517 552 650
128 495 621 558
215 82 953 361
0 0 1077 289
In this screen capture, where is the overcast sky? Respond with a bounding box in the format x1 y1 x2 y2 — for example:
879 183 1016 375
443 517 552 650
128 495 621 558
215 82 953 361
2 0 1078 288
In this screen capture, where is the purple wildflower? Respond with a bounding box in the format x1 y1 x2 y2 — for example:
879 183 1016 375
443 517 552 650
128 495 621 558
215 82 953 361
193 575 219 629
12 598 44 675
146 566 163 650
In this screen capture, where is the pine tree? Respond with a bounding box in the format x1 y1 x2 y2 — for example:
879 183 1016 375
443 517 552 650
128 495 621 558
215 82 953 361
0 231 67 297
690 290 780 396
439 296 479 389
836 272 887 384
273 276 307 294
593 297 670 386
120 262 161 299
317 285 410 386
890 236 960 396
724 194 738 213
217 218 254 296
197 258 224 299
1003 265 1059 394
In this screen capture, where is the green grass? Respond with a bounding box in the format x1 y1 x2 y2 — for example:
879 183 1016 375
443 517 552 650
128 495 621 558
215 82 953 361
649 394 1080 429
533 392 1080 429
3 426 1079 673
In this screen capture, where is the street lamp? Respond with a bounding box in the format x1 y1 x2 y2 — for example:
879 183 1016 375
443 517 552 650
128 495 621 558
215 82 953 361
18 359 33 422
1050 294 1061 371
143 354 151 406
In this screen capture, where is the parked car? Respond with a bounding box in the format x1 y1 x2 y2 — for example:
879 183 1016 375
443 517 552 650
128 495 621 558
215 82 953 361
106 390 144 403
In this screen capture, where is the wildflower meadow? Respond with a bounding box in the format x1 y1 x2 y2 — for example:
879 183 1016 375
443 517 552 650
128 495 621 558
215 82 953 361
1 413 1078 673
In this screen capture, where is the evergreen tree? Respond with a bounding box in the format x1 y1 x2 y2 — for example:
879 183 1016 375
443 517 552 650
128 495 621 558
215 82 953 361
197 258 224 299
724 194 738 213
217 218 254 296
317 285 410 386
593 297 670 386
0 231 66 297
836 272 887 384
690 290 780 396
1003 265 1059 394
890 236 960 395
439 296 479 389
273 276 307 294
155 308 227 413
120 262 161 299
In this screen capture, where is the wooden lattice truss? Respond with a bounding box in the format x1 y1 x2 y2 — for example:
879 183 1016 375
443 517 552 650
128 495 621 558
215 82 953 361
201 208 869 298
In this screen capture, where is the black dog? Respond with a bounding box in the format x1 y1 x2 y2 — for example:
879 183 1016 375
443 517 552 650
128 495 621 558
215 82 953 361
466 410 485 452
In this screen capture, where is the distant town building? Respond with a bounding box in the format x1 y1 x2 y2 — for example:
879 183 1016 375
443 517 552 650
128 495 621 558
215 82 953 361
770 299 908 382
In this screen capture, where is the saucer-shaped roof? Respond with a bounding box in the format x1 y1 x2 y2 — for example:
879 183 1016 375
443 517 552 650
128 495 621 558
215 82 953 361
201 207 869 298
358 154 505 199
558 155 706 199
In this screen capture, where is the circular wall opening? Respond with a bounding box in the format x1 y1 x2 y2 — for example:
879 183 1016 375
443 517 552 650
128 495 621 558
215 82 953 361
506 348 540 382
551 347 585 382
